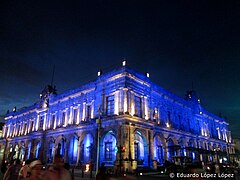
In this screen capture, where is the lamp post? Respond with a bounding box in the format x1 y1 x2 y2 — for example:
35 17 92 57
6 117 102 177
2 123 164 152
129 123 132 166
95 117 101 177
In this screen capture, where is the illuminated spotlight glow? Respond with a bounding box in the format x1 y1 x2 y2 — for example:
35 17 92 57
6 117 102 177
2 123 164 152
97 71 101 76
85 164 90 172
140 173 143 176
166 122 170 128
146 72 150 78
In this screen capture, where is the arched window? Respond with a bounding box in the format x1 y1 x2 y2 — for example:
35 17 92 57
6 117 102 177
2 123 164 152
103 133 116 162
48 142 54 163
134 96 142 117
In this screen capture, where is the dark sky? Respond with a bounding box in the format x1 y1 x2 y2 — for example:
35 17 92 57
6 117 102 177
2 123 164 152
1 0 240 138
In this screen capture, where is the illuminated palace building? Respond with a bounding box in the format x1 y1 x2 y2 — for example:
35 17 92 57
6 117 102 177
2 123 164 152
0 63 235 171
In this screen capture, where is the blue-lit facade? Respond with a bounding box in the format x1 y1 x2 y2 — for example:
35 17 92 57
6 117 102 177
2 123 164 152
0 66 235 171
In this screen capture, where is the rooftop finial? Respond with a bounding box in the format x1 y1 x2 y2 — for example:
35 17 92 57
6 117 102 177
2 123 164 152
122 59 126 67
97 69 102 76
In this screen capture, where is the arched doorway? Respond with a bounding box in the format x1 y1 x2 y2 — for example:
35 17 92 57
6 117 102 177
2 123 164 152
55 136 66 157
178 138 186 156
154 135 164 165
100 131 117 166
47 141 54 163
13 144 19 159
134 131 147 166
188 139 196 161
167 138 175 161
81 134 93 164
68 136 78 164
19 144 25 161
27 143 31 160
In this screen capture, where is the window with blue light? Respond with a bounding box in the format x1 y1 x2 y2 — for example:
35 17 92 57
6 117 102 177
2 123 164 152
134 96 142 117
27 143 31 159
105 142 112 161
107 95 114 116
81 134 94 163
68 137 78 164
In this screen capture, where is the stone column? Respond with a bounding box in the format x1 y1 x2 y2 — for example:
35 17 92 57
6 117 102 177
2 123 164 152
77 104 81 124
64 139 69 163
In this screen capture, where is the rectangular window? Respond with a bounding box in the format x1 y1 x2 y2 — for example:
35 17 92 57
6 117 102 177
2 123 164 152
51 115 55 129
107 95 114 116
86 105 91 120
39 116 44 130
4 127 8 137
17 124 21 135
11 127 14 137
73 109 78 123
104 142 112 161
23 123 27 134
30 121 34 132
134 96 142 117
62 112 66 126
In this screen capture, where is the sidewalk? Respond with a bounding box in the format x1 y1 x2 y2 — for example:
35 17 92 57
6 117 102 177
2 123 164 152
72 169 138 180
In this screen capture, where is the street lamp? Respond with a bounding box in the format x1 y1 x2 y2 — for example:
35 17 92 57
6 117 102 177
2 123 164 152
95 116 101 177
128 122 133 166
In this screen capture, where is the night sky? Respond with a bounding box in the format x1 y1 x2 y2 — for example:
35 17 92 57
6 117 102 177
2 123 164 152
1 1 240 138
